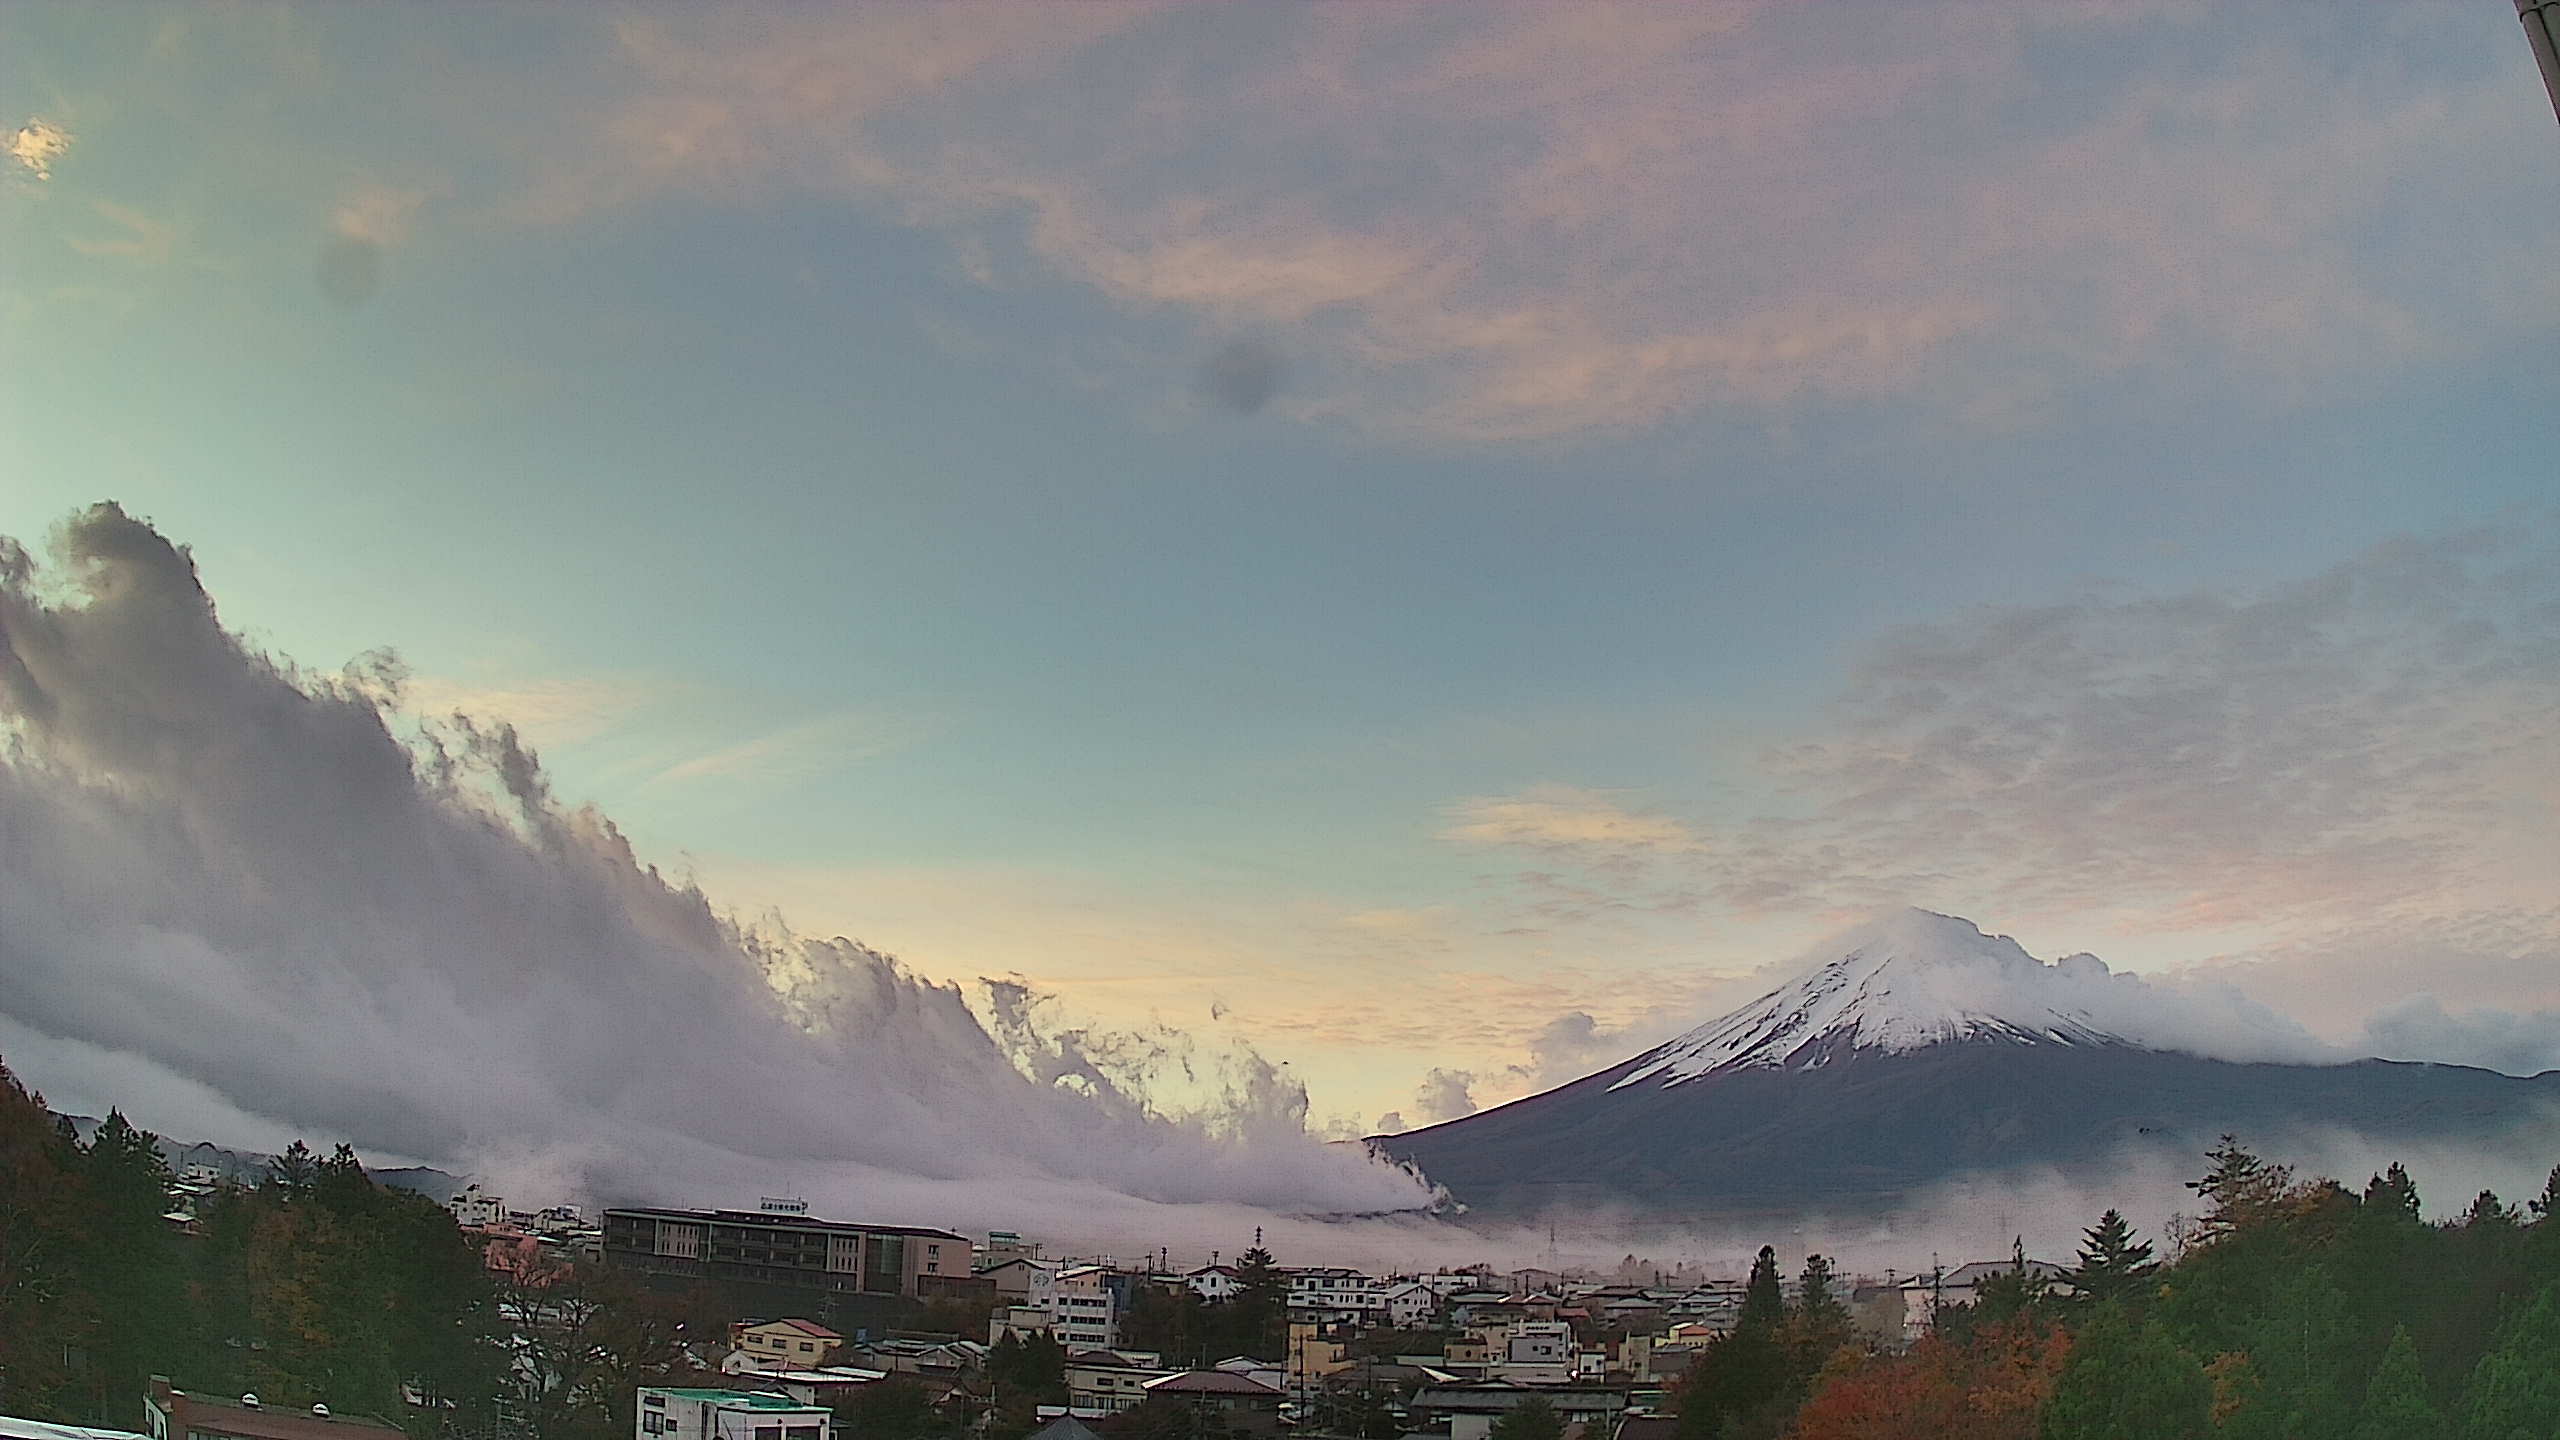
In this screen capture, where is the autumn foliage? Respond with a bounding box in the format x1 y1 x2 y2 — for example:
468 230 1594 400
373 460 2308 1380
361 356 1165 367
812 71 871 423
1782 1320 2069 1440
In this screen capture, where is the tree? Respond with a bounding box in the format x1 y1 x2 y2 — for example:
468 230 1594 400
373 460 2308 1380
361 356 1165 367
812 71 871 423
2041 1306 2211 1440
2458 1190 2515 1233
2461 1280 2560 1440
2526 1164 2560 1222
2349 1327 2441 1440
1680 1247 1792 1439
1490 1396 1564 1440
0 1058 92 1419
76 1110 184 1423
268 1140 318 1192
1791 1320 2068 1440
2364 1163 2423 1225
2186 1136 2294 1242
1785 1254 1855 1385
1230 1246 1288 1361
2064 1212 2158 1308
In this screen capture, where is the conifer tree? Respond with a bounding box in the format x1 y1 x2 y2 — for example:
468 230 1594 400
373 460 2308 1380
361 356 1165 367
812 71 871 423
2065 1211 2158 1308
1231 1244 1287 1361
2349 1327 2441 1440
2187 1136 2293 1241
1679 1247 1791 1439
2458 1189 2515 1232
2526 1164 2560 1222
2364 1163 2423 1224
2461 1280 2560 1440
78 1110 183 1422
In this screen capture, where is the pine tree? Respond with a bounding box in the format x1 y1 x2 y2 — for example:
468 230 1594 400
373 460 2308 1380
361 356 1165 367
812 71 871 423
2349 1327 2441 1440
2364 1163 2423 1224
2186 1136 2293 1241
2526 1164 2560 1222
1679 1247 1792 1439
2461 1280 2560 1440
268 1139 318 1192
1231 1245 1287 1361
1739 1245 1785 1331
2065 1211 2158 1309
2458 1190 2515 1232
77 1110 184 1423
2041 1306 2211 1440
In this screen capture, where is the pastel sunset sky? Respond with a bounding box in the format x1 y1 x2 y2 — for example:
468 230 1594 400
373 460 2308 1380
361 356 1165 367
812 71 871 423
5 3 2556 1140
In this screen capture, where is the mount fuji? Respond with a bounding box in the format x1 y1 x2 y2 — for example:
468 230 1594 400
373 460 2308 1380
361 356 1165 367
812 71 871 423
1377 911 2560 1220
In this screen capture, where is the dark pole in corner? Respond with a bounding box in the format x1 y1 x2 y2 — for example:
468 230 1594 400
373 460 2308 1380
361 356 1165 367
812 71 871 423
2522 0 2560 125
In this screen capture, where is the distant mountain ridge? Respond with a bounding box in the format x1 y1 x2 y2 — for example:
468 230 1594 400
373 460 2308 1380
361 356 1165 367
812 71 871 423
55 1113 468 1202
1379 911 2560 1219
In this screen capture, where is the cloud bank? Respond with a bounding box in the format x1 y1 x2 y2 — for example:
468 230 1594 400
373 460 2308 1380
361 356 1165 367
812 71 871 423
0 504 1438 1244
1445 524 2560 1073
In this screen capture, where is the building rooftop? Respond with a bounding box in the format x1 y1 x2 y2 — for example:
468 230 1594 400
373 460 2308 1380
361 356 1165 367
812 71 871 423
153 1393 402 1440
1 1418 154 1440
1143 1372 1283 1397
645 1390 827 1411
606 1207 967 1242
746 1318 844 1340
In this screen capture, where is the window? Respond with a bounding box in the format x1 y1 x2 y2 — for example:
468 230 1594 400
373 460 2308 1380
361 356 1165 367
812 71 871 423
645 1395 668 1408
754 1427 782 1440
785 1428 821 1440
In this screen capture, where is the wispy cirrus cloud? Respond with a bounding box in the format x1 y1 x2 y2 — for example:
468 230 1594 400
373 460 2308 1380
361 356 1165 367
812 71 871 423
1442 785 1697 852
654 709 921 787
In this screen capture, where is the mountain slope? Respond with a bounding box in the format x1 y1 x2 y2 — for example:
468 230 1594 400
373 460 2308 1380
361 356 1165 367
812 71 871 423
1378 912 2560 1219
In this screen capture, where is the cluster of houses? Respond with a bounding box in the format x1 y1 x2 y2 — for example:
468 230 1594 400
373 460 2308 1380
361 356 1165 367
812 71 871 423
387 1189 2072 1440
671 1220 2064 1440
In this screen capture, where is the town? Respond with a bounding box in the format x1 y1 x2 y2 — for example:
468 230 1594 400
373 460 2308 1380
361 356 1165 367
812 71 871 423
3 1134 2064 1440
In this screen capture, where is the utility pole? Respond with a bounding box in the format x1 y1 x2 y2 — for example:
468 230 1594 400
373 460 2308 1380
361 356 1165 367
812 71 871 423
2522 0 2560 125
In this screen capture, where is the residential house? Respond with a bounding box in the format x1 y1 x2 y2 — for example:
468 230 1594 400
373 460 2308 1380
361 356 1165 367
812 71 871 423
1062 1352 1176 1414
1490 1323 1574 1386
1412 1382 1627 1440
1184 1265 1240 1302
1138 1372 1284 1436
988 1305 1055 1345
730 1320 843 1370
634 1388 830 1440
1377 1281 1438 1329
1896 1261 2063 1342
977 1257 1052 1302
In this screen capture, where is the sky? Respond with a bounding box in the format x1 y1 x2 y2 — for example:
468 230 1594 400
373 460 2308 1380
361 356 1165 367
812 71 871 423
2 2 2558 1223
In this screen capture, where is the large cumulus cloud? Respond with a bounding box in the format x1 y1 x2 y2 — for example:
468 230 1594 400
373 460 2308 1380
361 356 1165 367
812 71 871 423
0 504 1437 1241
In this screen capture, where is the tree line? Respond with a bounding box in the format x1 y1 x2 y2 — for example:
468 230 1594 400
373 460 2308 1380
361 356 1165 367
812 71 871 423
1677 1137 2560 1439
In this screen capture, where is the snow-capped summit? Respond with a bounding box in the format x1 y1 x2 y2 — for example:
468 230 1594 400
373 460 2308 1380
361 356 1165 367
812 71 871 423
1378 907 2560 1219
1613 909 2128 1088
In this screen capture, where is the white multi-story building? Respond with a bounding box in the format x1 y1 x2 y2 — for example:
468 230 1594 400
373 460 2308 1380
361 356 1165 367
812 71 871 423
637 1388 830 1440
447 1185 506 1228
1038 1264 1121 1349
1491 1322 1575 1385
